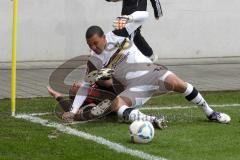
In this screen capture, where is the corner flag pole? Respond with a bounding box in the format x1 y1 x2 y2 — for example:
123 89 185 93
11 0 19 116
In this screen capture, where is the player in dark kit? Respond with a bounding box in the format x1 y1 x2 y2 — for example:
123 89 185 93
105 0 163 61
47 82 117 121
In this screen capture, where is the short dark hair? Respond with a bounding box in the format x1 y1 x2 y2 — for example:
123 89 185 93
85 26 104 39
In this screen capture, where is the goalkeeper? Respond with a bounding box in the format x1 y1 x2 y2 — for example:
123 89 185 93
62 11 231 127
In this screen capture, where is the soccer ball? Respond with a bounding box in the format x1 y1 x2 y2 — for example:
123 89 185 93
129 120 155 144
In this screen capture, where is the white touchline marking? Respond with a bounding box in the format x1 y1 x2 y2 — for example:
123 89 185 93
140 103 240 110
28 112 52 116
15 114 167 160
63 121 90 125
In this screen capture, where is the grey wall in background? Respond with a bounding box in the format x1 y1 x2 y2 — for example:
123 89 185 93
1 0 240 62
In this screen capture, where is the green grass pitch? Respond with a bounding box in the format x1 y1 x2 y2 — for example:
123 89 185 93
1 91 240 160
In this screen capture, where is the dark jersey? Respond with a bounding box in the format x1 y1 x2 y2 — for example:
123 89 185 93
84 83 116 105
106 0 163 18
121 0 147 15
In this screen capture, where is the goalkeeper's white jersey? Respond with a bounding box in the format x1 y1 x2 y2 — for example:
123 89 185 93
87 31 154 88
90 31 152 69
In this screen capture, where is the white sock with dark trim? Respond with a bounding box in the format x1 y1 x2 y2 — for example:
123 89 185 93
128 109 156 122
117 105 156 122
183 83 214 116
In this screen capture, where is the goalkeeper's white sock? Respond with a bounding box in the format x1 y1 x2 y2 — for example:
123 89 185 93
183 83 214 116
117 105 156 122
